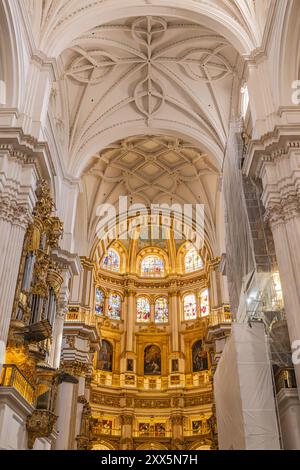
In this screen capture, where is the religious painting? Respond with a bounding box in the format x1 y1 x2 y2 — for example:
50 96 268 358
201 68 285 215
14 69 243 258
127 359 134 372
192 340 208 372
183 294 197 320
139 423 150 436
155 423 166 436
97 340 113 372
95 288 104 315
155 297 168 323
102 248 120 272
108 293 121 320
100 419 113 435
192 420 202 435
172 359 179 372
136 297 151 322
141 255 165 277
200 288 210 317
185 248 203 273
144 345 161 375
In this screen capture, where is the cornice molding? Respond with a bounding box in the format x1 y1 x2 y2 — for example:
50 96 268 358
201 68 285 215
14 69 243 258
243 127 300 177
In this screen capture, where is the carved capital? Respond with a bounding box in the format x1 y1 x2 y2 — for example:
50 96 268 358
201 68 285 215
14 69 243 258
57 299 68 318
78 395 88 405
170 415 184 426
0 195 32 229
264 203 285 228
120 414 133 426
282 194 300 221
265 195 300 228
76 435 91 451
61 360 90 378
26 410 57 450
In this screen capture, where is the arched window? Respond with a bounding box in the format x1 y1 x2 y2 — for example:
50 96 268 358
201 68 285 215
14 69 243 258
102 249 120 272
185 248 203 273
183 294 197 320
95 288 104 316
108 293 121 320
200 289 210 317
192 340 208 372
141 255 164 277
97 340 113 372
144 345 161 375
155 298 168 323
137 297 151 323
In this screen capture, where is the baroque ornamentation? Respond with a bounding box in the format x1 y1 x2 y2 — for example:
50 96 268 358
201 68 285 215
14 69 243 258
184 392 213 407
0 195 32 228
26 410 58 449
61 360 90 377
120 415 134 426
265 194 300 228
171 415 184 426
90 391 121 408
134 398 171 409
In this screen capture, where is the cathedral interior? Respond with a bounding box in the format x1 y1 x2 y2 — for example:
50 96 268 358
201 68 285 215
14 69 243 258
1 0 300 451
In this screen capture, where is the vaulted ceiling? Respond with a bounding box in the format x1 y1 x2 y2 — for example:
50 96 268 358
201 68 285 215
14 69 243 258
76 135 219 255
21 1 274 177
24 0 266 56
55 15 242 175
19 1 274 257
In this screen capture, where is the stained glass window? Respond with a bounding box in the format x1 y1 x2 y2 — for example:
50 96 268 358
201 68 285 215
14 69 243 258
108 293 121 320
155 298 169 323
136 297 151 323
95 288 104 316
141 255 164 277
184 294 197 320
102 249 120 272
185 248 203 273
200 289 210 317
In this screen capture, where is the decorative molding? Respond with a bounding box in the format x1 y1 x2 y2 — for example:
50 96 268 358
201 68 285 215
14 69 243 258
120 415 134 426
26 410 57 449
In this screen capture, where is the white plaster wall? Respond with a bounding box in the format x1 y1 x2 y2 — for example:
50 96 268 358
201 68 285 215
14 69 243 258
0 402 28 450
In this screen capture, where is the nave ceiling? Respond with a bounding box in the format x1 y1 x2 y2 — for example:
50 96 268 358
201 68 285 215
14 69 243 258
76 135 220 257
6 0 274 258
52 14 242 176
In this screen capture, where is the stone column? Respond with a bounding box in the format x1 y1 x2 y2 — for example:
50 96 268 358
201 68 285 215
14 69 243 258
266 207 300 396
55 374 79 450
150 299 155 323
195 289 201 319
49 252 80 369
126 289 135 352
120 415 134 450
103 293 109 317
171 415 184 450
210 268 219 308
0 152 37 370
170 290 179 352
80 258 94 308
49 301 67 370
259 147 300 399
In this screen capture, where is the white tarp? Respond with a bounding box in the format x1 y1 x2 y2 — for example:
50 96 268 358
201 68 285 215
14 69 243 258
214 322 281 450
